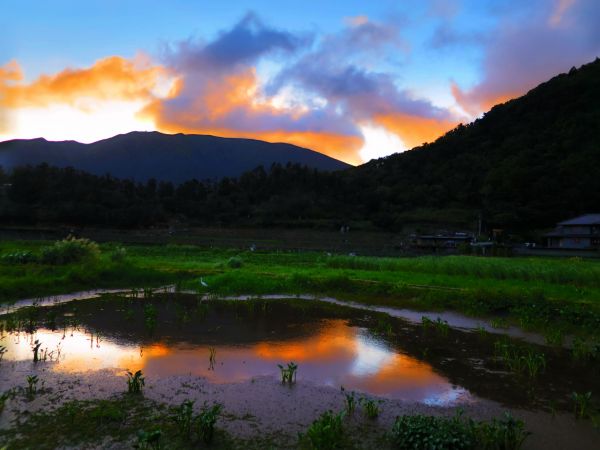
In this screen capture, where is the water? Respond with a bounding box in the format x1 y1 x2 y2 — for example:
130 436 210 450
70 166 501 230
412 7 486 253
1 293 598 411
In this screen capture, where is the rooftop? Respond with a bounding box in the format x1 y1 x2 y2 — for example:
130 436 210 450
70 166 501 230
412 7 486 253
557 214 600 226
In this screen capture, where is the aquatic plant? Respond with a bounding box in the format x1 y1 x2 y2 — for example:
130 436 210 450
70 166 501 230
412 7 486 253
421 316 433 330
490 318 510 329
173 400 195 439
126 370 145 394
208 347 216 371
376 318 394 337
544 328 563 346
521 350 546 378
340 386 356 415
391 411 528 450
26 375 38 397
135 429 162 450
434 317 450 336
299 410 346 450
31 339 42 363
572 338 598 363
421 316 449 336
0 345 6 362
144 303 157 331
572 391 592 419
493 340 545 378
359 397 381 419
475 325 488 337
196 402 222 444
278 362 298 384
0 390 11 413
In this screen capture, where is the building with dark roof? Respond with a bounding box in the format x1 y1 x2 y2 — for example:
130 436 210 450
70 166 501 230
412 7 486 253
545 214 600 249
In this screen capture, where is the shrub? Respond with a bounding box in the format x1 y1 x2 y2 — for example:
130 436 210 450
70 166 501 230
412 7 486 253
227 256 243 268
299 410 346 450
40 236 100 265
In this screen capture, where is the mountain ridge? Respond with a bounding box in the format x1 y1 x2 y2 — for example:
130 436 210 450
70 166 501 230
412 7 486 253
0 131 351 182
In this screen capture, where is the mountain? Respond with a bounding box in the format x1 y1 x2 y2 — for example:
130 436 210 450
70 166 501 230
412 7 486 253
0 132 350 182
347 57 600 230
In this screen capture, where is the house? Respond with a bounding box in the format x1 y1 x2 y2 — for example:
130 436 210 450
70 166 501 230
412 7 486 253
545 214 600 249
415 232 474 248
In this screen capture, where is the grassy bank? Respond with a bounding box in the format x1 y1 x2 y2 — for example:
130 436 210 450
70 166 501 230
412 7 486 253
1 239 599 337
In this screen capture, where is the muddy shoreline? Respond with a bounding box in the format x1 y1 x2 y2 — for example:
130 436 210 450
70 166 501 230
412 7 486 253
1 361 598 449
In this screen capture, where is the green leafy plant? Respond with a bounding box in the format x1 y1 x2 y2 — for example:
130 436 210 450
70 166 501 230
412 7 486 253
494 340 546 378
26 375 38 398
0 345 6 362
544 328 563 346
196 402 222 445
144 303 157 331
572 391 592 419
173 400 194 439
359 397 381 419
126 370 145 394
135 429 162 450
278 362 298 384
299 410 346 450
473 412 530 450
391 411 529 450
341 386 356 415
572 338 598 363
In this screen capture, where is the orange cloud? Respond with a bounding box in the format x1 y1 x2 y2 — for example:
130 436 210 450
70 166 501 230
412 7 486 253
0 56 164 109
374 112 458 148
139 68 364 165
451 81 521 117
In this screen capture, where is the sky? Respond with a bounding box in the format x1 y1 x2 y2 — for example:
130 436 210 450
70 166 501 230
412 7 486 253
1 0 598 165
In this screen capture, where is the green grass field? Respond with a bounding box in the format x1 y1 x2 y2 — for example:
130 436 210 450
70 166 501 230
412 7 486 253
1 239 599 337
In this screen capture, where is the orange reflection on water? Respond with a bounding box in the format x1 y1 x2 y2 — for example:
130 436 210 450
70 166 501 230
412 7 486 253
3 320 469 403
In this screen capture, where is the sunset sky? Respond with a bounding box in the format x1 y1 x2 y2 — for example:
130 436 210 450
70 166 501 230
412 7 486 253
1 0 598 164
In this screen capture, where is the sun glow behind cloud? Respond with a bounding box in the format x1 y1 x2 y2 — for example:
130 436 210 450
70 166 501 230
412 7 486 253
2 1 598 163
359 123 406 162
1 100 155 143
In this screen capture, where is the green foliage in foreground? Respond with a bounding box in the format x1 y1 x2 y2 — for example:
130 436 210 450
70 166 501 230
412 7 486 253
299 410 347 450
0 396 235 450
390 412 529 450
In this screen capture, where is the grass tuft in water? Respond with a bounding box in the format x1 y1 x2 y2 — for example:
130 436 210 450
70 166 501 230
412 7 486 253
572 391 592 419
277 362 298 384
126 370 145 394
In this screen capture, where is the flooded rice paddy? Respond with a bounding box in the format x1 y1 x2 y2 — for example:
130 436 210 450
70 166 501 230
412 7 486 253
2 292 598 411
1 292 599 449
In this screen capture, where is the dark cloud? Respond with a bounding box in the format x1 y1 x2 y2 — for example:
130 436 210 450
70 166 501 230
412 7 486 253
166 12 308 73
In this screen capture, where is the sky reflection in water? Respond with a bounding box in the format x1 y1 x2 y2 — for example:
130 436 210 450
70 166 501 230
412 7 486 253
3 319 470 405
